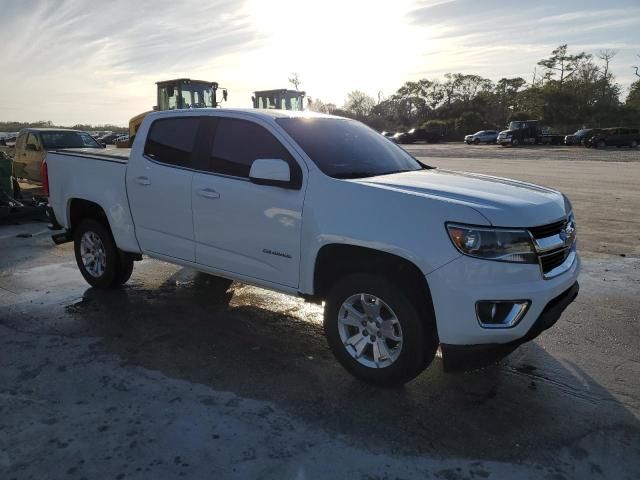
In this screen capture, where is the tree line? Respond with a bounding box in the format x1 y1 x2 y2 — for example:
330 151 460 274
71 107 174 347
0 120 127 134
310 45 640 138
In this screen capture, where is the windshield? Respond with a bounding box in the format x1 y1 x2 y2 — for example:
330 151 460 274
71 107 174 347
277 117 425 179
180 83 213 108
40 131 101 149
508 121 525 130
574 129 591 136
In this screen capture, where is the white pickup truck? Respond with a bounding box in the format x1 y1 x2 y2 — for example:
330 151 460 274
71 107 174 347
45 109 579 384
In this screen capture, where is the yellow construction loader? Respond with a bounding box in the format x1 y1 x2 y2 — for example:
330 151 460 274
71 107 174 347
119 78 227 147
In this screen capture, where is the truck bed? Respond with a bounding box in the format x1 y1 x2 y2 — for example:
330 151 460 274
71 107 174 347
46 148 140 253
53 148 130 162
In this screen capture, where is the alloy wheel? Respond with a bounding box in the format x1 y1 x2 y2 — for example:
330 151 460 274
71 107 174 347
80 231 106 277
337 293 403 369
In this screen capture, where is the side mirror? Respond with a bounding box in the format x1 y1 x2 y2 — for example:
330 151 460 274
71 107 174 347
249 159 292 188
223 89 228 102
25 144 37 151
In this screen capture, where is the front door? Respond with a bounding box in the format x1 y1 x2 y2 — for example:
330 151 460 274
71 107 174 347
191 116 305 288
126 116 201 262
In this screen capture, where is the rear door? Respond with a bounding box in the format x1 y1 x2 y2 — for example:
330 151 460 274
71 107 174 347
191 116 305 287
126 116 201 262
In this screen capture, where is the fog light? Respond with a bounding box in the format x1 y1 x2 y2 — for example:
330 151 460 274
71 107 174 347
476 300 530 328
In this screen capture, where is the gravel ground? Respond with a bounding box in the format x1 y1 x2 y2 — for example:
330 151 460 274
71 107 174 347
1 145 639 479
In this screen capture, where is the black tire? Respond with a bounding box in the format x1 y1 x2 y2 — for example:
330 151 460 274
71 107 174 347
73 219 132 289
511 138 520 146
114 255 134 286
631 140 638 148
324 273 438 386
473 138 480 145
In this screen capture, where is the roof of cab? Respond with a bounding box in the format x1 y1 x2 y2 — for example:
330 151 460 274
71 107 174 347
19 128 85 133
146 108 341 121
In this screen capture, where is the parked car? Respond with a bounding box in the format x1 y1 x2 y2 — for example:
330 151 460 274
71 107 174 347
464 130 498 145
13 128 103 182
97 133 121 145
584 127 640 148
44 109 579 384
564 128 601 146
3 135 18 148
393 128 442 144
498 120 566 146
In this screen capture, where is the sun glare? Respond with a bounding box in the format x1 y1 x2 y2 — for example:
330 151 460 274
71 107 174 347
243 0 423 104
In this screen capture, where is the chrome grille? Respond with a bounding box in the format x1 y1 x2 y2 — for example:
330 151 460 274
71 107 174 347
539 247 571 273
528 217 575 278
529 219 565 239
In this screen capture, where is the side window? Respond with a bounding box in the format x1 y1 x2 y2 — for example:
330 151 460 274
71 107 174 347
26 133 40 150
144 117 200 168
207 118 299 181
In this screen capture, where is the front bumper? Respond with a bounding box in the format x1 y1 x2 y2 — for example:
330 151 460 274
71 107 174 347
441 281 579 371
426 251 580 346
498 137 512 143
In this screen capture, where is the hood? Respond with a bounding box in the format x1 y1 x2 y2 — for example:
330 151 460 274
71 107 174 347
355 169 567 227
499 129 514 135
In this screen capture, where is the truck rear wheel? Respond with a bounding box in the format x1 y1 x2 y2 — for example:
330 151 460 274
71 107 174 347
324 273 437 386
74 219 134 289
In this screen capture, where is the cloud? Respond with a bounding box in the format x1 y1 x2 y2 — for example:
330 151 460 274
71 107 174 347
0 0 262 124
0 0 638 124
405 0 640 90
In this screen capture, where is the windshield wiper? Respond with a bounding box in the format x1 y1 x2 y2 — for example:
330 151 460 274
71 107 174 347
333 171 379 179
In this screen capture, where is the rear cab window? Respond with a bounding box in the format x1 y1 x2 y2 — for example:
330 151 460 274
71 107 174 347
144 117 200 168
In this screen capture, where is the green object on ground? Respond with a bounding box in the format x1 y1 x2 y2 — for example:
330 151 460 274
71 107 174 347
0 153 15 198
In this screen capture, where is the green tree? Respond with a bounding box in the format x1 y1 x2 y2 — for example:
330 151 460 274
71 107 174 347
627 81 640 110
537 44 591 85
456 111 485 135
343 90 376 119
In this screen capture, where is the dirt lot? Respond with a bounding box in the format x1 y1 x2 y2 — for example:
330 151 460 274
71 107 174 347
1 145 639 479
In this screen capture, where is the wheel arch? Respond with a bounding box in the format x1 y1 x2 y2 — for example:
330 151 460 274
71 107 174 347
64 197 141 255
312 243 437 328
67 198 110 232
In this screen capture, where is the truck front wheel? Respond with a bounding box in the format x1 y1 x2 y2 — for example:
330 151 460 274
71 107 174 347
73 219 134 289
324 273 437 385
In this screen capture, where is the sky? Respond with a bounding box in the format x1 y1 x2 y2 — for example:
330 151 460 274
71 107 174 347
0 0 638 126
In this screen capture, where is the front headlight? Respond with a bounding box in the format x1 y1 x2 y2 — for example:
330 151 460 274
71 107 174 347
446 223 537 263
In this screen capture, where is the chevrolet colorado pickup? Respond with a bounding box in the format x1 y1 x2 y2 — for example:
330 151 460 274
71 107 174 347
45 109 580 384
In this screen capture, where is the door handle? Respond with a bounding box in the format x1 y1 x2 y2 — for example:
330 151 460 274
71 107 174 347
134 176 151 186
197 188 220 199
